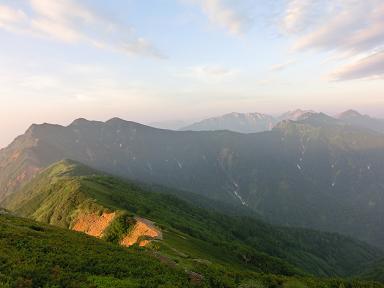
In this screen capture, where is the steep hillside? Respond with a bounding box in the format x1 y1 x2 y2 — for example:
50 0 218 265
2 160 383 279
2 116 384 249
360 259 384 282
2 215 384 288
0 128 43 201
0 214 193 287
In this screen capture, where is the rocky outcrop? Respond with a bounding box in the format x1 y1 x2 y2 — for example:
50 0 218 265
120 217 162 247
72 211 116 237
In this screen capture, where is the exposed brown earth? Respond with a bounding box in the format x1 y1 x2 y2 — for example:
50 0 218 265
120 217 162 247
6 165 41 194
72 211 116 237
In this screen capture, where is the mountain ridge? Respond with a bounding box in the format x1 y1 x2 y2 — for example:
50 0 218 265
181 109 384 134
2 113 384 249
2 159 383 279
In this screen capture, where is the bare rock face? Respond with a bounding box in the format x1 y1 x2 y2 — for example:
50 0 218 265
72 210 162 248
120 217 162 247
72 211 116 238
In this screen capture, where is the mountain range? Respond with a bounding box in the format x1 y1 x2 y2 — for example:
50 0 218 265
180 112 278 133
1 110 384 250
181 109 384 134
2 109 384 286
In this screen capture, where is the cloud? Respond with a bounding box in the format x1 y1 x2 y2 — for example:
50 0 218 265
122 38 166 59
282 0 313 33
192 0 254 35
0 5 27 25
181 65 239 82
330 50 384 81
0 0 163 58
282 0 384 80
269 60 296 71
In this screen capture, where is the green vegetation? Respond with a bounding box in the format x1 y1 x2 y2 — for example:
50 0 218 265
1 214 384 288
2 160 383 282
102 211 136 243
359 259 384 282
0 214 191 287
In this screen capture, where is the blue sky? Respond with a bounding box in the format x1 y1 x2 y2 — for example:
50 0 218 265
0 0 384 147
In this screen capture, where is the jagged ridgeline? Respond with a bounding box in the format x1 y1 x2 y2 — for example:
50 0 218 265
1 114 384 249
2 160 384 283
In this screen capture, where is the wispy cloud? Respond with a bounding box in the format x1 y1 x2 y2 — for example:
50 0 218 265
0 0 164 58
180 65 239 82
282 0 384 80
282 0 313 33
269 60 296 72
330 51 384 81
192 0 254 35
0 5 27 26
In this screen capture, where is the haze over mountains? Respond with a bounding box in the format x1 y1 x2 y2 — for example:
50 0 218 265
2 109 384 286
181 109 384 134
1 109 384 250
180 112 278 133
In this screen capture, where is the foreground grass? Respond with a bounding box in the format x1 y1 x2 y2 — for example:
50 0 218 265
0 214 190 288
1 214 384 288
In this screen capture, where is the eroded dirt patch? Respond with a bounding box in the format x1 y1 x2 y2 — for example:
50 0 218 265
72 211 116 237
120 217 162 247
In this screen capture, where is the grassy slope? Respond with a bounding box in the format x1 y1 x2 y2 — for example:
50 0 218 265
0 214 191 288
2 215 384 288
2 160 383 280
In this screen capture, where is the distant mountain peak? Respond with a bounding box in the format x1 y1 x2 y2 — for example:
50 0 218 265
226 111 266 117
295 112 341 127
26 122 63 135
279 109 316 121
339 110 365 119
106 117 126 124
275 112 340 131
69 118 107 129
180 112 276 133
70 118 91 126
106 117 147 128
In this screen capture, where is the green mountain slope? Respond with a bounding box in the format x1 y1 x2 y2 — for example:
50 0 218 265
359 259 384 282
1 116 384 249
2 214 384 288
0 213 192 287
2 160 383 280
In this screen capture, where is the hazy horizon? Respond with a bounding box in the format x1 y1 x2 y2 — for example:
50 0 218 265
1 0 384 147
2 107 384 149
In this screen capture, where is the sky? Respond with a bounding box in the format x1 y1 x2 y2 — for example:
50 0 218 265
0 0 384 147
